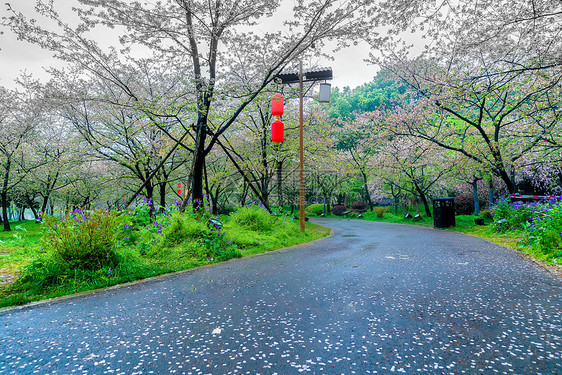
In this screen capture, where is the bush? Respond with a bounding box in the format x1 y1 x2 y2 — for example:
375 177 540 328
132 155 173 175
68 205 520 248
523 198 562 258
351 201 367 211
230 206 276 232
160 215 209 248
331 205 348 216
218 205 237 216
491 197 533 232
305 204 325 216
454 196 474 215
128 197 155 227
480 209 493 220
199 225 242 262
42 209 120 270
374 206 387 218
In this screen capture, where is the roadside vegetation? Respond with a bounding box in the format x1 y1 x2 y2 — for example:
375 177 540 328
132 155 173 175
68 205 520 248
0 200 329 309
312 198 562 267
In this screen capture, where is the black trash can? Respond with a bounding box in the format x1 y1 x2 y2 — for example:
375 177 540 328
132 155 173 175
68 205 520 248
433 198 455 228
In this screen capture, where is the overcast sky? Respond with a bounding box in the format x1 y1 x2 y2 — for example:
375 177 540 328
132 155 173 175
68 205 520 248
0 1 380 90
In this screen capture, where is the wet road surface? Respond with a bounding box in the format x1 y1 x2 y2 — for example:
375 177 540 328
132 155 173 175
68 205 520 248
1 219 561 374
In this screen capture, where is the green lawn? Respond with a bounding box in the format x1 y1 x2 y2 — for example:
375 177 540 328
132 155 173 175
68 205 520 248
0 221 44 273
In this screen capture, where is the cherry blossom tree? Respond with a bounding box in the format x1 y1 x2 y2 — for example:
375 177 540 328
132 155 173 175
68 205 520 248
334 111 380 210
0 80 47 230
4 0 373 211
366 0 561 196
380 57 561 194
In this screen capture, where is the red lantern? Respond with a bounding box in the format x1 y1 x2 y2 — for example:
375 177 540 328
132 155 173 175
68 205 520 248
271 93 284 117
271 120 284 143
177 182 181 195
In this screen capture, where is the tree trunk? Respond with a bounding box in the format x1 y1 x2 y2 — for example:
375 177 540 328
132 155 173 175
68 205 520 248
2 191 11 231
211 187 219 215
144 183 155 212
488 179 494 208
497 167 515 194
41 195 50 214
159 182 166 211
1 158 11 231
184 118 208 211
240 180 249 207
361 171 374 211
419 192 432 217
472 180 480 216
81 194 91 209
26 195 40 221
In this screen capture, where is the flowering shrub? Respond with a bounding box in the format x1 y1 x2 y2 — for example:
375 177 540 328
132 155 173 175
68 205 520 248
351 201 367 211
491 196 562 260
199 221 241 261
523 197 562 258
127 196 155 227
491 197 534 232
42 208 119 270
331 205 348 216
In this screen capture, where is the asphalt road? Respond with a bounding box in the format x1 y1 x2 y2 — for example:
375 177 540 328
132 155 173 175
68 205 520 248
1 219 561 375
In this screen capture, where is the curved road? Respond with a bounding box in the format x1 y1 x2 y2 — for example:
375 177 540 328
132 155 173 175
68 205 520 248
1 219 561 374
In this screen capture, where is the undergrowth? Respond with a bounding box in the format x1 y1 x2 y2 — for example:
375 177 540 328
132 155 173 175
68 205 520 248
0 201 329 309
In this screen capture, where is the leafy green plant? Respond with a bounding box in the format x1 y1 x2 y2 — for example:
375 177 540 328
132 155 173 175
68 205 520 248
373 206 387 218
305 204 325 216
200 223 241 262
523 198 562 259
218 205 237 216
127 197 155 227
161 214 209 247
229 206 276 232
42 208 120 270
480 209 493 220
491 198 533 232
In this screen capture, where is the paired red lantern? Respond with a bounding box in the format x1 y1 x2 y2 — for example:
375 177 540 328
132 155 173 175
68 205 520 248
271 93 284 143
271 120 284 143
271 93 284 117
177 182 181 195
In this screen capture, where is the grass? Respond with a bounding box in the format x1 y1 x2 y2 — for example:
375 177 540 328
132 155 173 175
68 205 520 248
0 220 44 273
0 216 329 309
